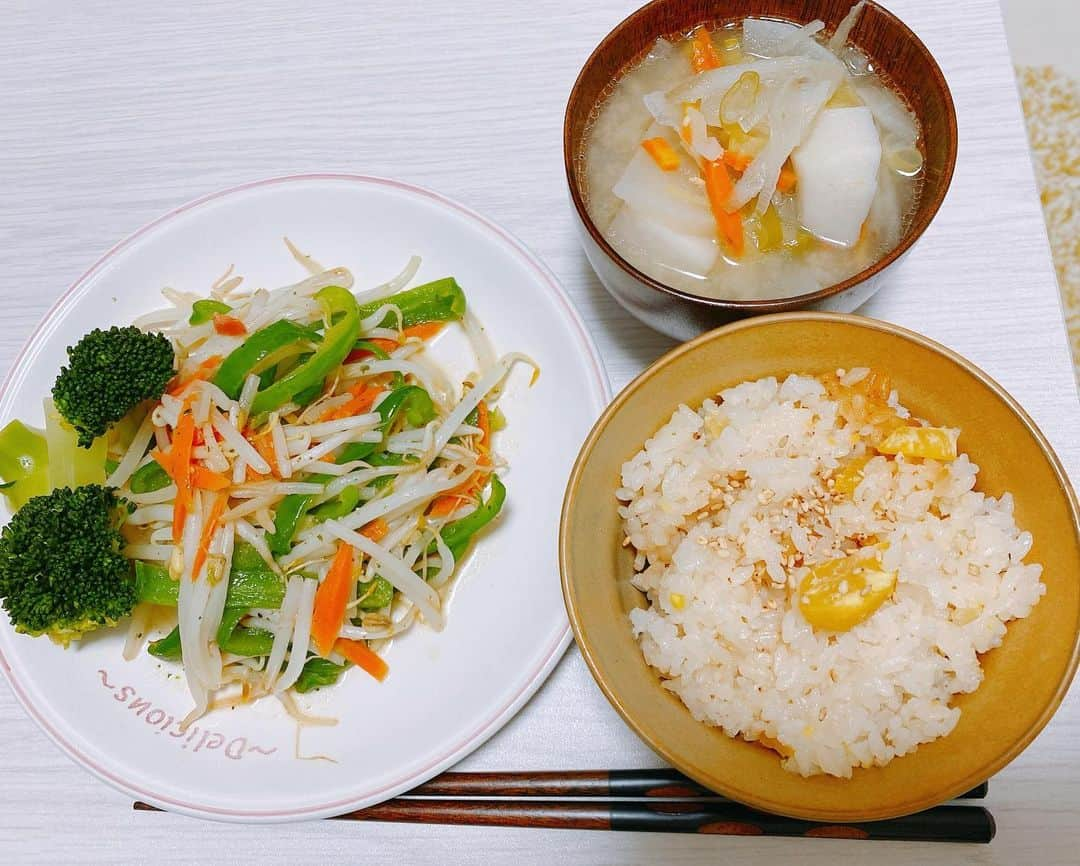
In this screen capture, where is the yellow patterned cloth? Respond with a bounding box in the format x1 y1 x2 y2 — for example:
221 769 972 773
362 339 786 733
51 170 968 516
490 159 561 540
1016 66 1080 372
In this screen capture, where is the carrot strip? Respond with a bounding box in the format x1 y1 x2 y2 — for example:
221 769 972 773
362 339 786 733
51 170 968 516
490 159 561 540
641 137 680 171
476 400 491 448
361 517 389 543
723 150 753 173
151 448 174 478
191 466 231 491
343 324 441 364
427 401 492 516
401 322 444 341
690 26 721 73
248 430 280 478
427 494 470 518
212 313 247 336
320 383 384 422
345 336 401 364
170 411 196 543
191 494 227 580
311 543 355 657
333 638 389 682
703 159 744 256
168 355 223 396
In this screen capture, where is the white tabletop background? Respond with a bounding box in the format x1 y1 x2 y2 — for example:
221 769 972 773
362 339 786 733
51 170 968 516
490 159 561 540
1 0 1077 862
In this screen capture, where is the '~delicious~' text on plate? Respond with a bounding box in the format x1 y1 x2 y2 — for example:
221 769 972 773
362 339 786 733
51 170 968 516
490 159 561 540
0 174 610 822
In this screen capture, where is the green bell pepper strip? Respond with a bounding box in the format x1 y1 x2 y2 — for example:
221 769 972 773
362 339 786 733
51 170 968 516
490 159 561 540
365 452 412 494
133 561 177 605
148 627 181 660
216 606 247 645
231 538 264 572
294 657 348 693
213 319 322 400
248 287 361 417
356 576 395 611
149 623 274 660
310 485 361 522
129 460 171 494
293 382 324 407
351 340 391 360
227 573 287 608
0 420 49 508
349 340 403 388
356 277 466 329
335 387 436 464
430 475 506 560
266 387 431 554
189 299 232 325
133 544 286 608
257 364 277 389
267 490 319 556
221 626 275 656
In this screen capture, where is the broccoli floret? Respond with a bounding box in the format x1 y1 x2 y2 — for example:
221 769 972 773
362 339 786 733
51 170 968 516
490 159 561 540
52 326 175 447
0 484 136 645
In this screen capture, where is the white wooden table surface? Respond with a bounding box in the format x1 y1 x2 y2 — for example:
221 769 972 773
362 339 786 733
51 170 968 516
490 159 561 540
1 0 1077 862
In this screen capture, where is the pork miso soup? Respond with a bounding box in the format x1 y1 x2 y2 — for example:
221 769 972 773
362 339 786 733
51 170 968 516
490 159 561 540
582 3 925 301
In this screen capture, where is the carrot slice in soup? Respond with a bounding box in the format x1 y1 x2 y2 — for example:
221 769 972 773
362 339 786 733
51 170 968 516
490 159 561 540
690 26 721 73
703 159 744 256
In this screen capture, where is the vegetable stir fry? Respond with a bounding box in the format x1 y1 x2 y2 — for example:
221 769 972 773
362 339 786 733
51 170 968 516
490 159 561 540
0 243 528 727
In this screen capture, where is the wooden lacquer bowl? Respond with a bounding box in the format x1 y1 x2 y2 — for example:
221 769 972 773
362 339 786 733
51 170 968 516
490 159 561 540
564 0 957 339
560 314 1080 821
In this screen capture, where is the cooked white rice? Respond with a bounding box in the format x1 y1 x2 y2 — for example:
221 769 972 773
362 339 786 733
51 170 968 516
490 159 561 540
618 373 1044 778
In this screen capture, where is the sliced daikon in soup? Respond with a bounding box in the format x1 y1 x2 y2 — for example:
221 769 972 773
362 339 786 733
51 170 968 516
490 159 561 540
742 17 841 67
729 74 841 212
793 106 881 246
612 128 716 237
853 78 920 146
609 206 719 278
670 56 825 117
741 18 801 57
866 161 904 250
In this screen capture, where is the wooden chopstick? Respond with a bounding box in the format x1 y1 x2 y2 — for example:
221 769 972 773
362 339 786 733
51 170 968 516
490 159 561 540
133 769 992 841
322 798 995 842
404 769 990 802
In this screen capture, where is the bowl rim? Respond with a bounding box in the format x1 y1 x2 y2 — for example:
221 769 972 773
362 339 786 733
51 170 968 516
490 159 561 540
563 0 959 312
559 311 1080 821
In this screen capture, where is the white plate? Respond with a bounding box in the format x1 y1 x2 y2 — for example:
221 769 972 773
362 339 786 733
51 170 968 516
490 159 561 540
0 174 609 822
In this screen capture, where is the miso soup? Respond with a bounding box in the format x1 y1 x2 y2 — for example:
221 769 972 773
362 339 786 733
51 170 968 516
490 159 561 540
582 3 924 301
